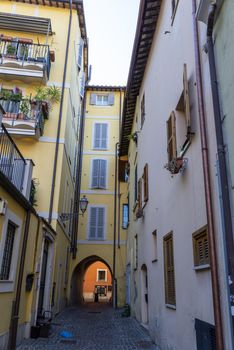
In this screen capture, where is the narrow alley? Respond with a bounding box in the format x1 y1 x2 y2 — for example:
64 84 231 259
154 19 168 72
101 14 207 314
17 304 157 350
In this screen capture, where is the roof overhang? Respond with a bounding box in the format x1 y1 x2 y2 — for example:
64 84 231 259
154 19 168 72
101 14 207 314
87 85 126 92
0 12 53 35
120 0 162 156
8 0 82 10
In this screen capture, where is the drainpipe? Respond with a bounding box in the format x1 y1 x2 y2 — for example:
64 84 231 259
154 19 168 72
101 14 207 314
191 1 224 348
113 142 119 308
71 85 88 259
7 211 31 350
206 3 234 340
117 90 123 248
48 0 73 224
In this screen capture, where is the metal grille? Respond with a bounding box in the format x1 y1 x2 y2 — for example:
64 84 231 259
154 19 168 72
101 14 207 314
0 124 26 191
0 221 16 280
195 318 216 350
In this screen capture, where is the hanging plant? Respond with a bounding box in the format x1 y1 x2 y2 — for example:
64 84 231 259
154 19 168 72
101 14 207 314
46 85 61 103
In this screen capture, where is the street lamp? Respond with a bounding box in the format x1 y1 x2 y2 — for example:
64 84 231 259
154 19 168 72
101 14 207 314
60 195 89 221
79 195 89 214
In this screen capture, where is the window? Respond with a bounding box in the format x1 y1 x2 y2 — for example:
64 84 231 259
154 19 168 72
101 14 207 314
167 111 177 162
0 221 16 280
138 178 142 210
141 93 145 128
91 159 107 189
97 269 107 282
152 230 157 262
90 93 114 106
89 207 105 240
134 165 138 203
134 235 138 270
143 163 149 202
193 226 210 268
79 72 85 99
93 123 108 150
163 232 176 306
77 38 84 69
122 204 129 229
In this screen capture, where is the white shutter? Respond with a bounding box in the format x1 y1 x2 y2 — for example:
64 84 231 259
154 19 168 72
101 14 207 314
99 160 107 189
90 93 96 105
94 123 101 149
108 93 114 105
79 72 85 98
92 159 99 188
101 124 108 149
89 207 97 238
77 38 84 69
97 207 105 239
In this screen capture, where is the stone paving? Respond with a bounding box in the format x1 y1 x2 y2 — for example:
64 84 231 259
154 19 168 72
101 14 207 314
17 303 158 350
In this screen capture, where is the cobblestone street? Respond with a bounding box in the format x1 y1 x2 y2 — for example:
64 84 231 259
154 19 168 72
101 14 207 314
18 303 157 350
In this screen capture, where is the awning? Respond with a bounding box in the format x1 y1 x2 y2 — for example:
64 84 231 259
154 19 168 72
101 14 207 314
0 12 53 35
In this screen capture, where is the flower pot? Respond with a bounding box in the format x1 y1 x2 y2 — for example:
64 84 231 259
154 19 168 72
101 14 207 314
17 112 24 120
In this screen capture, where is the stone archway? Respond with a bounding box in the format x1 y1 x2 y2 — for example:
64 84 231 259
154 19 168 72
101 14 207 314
70 255 113 305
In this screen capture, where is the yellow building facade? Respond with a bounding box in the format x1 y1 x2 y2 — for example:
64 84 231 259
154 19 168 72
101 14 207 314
70 86 128 307
0 0 88 348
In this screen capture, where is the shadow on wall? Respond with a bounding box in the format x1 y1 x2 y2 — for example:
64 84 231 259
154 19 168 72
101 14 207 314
70 255 113 305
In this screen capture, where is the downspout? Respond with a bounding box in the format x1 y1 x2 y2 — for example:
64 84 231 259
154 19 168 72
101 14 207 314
191 1 224 349
113 142 119 308
206 2 234 338
7 211 31 350
48 0 73 224
71 81 88 259
117 90 123 248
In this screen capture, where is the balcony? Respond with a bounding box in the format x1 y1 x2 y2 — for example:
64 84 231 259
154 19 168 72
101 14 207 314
0 38 51 83
0 98 47 138
0 124 26 192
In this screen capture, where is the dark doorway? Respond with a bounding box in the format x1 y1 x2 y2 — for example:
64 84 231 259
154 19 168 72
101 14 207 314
37 238 50 317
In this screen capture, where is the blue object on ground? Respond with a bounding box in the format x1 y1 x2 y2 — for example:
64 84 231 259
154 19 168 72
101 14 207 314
60 331 74 338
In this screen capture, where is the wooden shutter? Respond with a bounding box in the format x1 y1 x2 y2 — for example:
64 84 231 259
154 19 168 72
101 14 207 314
89 207 97 238
77 38 84 68
97 207 105 239
193 227 209 266
92 159 99 188
138 178 142 210
101 123 108 149
134 166 138 202
143 163 149 202
108 93 115 105
167 111 177 162
90 93 96 105
99 160 107 189
164 233 176 305
183 64 191 136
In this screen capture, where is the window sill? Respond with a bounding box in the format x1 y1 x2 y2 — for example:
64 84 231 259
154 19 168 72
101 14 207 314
194 264 210 271
93 148 108 151
0 280 14 293
152 259 158 263
165 304 176 310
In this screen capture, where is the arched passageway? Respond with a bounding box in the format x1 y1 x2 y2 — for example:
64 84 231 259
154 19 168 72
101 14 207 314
70 255 113 305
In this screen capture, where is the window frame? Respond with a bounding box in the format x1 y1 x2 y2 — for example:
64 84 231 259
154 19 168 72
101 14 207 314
152 230 158 263
143 163 149 203
171 0 179 25
96 94 109 106
97 269 107 282
134 234 138 270
163 232 176 307
167 111 177 162
0 209 22 293
140 93 145 128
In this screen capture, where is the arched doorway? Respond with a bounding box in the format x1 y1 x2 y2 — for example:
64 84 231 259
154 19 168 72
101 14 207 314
70 255 113 305
141 264 149 325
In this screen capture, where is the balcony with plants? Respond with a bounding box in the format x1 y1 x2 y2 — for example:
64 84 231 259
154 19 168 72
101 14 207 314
0 86 61 138
0 36 54 83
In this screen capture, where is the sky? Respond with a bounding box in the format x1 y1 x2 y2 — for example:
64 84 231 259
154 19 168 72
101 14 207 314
83 0 140 86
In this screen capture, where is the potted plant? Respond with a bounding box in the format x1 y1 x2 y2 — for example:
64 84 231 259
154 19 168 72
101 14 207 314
46 85 61 103
18 44 29 59
128 131 138 144
6 43 16 57
164 157 185 175
18 99 30 119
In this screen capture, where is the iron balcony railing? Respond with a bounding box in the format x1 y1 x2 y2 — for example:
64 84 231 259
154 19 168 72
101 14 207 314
0 99 46 136
0 124 26 191
0 40 51 79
